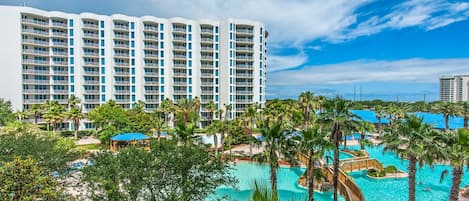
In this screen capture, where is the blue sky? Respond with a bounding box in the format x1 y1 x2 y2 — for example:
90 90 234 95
2 0 469 101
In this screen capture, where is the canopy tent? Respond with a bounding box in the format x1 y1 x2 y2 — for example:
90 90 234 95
109 133 150 152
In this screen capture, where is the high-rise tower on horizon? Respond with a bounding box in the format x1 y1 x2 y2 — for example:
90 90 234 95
439 75 469 102
0 5 268 128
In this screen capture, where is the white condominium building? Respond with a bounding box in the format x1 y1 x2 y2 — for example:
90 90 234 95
439 75 469 102
0 6 267 128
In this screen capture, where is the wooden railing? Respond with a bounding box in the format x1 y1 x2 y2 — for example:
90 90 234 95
340 158 384 172
297 153 366 201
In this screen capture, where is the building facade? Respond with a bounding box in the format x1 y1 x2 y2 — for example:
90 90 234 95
0 6 267 128
439 75 469 102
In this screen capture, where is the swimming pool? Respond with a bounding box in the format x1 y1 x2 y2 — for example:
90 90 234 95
212 146 469 201
342 133 372 141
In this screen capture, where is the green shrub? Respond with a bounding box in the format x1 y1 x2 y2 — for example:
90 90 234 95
384 165 398 173
367 168 385 177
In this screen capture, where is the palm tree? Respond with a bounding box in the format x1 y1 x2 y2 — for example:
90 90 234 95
159 98 174 127
224 104 232 120
245 104 259 156
176 98 196 124
432 101 461 131
357 121 375 150
206 119 229 155
150 110 166 140
320 98 359 201
27 104 42 125
459 101 469 129
43 101 65 135
15 110 28 122
440 129 469 201
381 115 436 201
252 123 288 201
374 105 385 134
174 122 198 147
299 92 315 129
298 126 333 201
67 95 80 108
206 100 216 125
66 107 85 139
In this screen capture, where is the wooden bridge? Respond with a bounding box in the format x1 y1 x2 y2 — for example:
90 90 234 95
340 158 384 172
297 153 366 201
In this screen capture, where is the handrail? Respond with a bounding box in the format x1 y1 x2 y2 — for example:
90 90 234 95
297 153 365 201
340 158 384 172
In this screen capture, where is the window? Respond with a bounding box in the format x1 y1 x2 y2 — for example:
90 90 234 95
160 33 164 40
215 61 219 67
70 38 74 46
160 86 164 93
100 20 104 28
215 53 219 59
188 52 192 58
160 42 164 48
131 77 135 84
70 48 74 55
131 68 135 75
230 51 232 58
69 19 74 27
160 59 164 67
215 35 218 42
71 85 74 92
189 86 192 93
101 76 105 83
188 34 192 41
69 29 74 36
160 51 164 57
101 95 106 102
101 86 106 92
70 67 74 73
70 76 74 83
215 70 218 76
70 57 74 64
100 30 104 37
132 86 135 93
215 26 219 33
215 44 219 51
188 25 192 32
188 78 192 84
131 50 135 57
101 58 105 65
188 43 192 50
159 23 164 31
160 77 164 84
188 69 192 76
131 41 135 48
230 33 232 40
101 67 105 74
101 49 105 56
130 22 135 30
131 59 135 66
188 60 192 67
131 32 135 39
100 39 104 47
160 69 164 75
230 23 233 31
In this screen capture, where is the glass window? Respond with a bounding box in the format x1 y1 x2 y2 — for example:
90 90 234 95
188 60 192 67
131 68 135 75
132 95 136 101
131 50 135 57
188 69 192 76
215 53 219 59
160 42 164 48
131 32 135 39
100 39 104 47
230 51 232 58
160 59 164 67
188 78 192 84
215 35 218 42
101 76 105 83
159 23 164 31
230 33 232 40
71 85 74 92
188 52 192 58
70 38 74 46
101 48 105 56
160 77 164 84
189 86 192 93
100 30 104 37
215 44 219 51
215 95 218 101
188 34 192 41
215 26 219 33
69 19 74 27
70 67 74 74
101 95 106 102
230 23 232 31
215 70 218 76
188 25 192 32
70 57 74 64
188 43 192 50
160 51 164 57
132 86 135 92
160 86 164 93
130 22 135 30
101 67 105 74
160 69 164 75
131 59 135 66
131 41 135 48
131 77 135 83
215 61 218 67
70 48 74 55
69 29 74 36
101 58 105 65
101 86 105 92
70 76 74 83
100 20 104 28
160 33 164 40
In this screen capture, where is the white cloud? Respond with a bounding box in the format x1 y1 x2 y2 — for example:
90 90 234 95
268 58 469 86
268 53 308 72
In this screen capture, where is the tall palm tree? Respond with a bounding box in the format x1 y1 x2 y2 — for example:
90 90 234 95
245 104 259 156
27 104 42 125
459 101 469 129
357 121 375 150
150 110 166 140
43 101 65 135
440 129 469 201
433 102 461 131
206 100 216 125
381 115 436 201
15 110 28 122
67 95 80 108
299 91 315 129
66 107 85 139
374 105 385 134
176 98 198 124
174 122 198 147
320 98 359 201
224 104 232 120
159 98 174 127
252 123 288 201
298 126 333 201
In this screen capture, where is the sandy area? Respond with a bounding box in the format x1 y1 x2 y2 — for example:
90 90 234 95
224 143 265 155
75 137 101 146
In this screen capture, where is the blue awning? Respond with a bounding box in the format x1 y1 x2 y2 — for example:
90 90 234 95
111 133 150 141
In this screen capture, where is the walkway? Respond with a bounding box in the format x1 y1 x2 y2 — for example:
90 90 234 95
340 158 384 172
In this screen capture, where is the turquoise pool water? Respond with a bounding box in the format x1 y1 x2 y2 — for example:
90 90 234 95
212 146 469 201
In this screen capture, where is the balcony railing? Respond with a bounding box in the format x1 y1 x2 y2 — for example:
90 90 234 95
236 64 253 69
144 54 159 58
173 72 186 77
52 60 68 65
23 69 49 74
201 82 213 86
84 70 99 75
236 47 253 51
173 64 186 68
145 81 159 85
144 71 158 75
53 80 69 84
84 80 100 84
114 43 129 48
201 47 214 51
83 43 99 48
173 37 186 41
52 51 68 56
144 63 158 67
51 22 67 27
115 62 130 66
201 64 213 69
235 99 253 103
24 99 49 104
83 33 99 38
83 52 99 57
236 56 254 60
173 81 187 85
22 60 48 65
115 71 130 75
114 34 129 39
174 90 187 94
201 73 214 77
237 74 253 78
201 38 213 42
144 45 158 49
84 98 100 103
83 23 99 29
144 35 158 40
22 29 48 35
114 24 129 30
51 32 68 37
23 89 50 94
236 82 253 86
115 80 130 85
115 90 130 94
201 56 214 60
53 89 69 94
201 29 213 34
114 53 130 57
22 49 49 55
173 27 186 32
51 41 68 47
22 39 49 46
236 91 253 95
52 70 68 75
22 18 48 26
144 26 158 32
173 55 186 59
236 38 254 43
145 90 159 94
84 61 99 66
84 89 100 94
115 99 131 102
236 29 254 34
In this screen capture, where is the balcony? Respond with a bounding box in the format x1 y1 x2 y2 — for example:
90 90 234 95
173 54 186 59
52 51 68 56
83 33 99 38
83 52 99 57
144 26 158 32
83 23 99 29
116 98 131 102
51 41 68 47
114 24 129 31
173 72 186 77
173 45 187 50
24 99 49 104
53 80 69 85
23 89 50 94
236 47 253 52
114 62 130 67
173 90 187 95
201 38 213 42
145 99 159 103
52 60 68 65
173 63 186 68
236 99 253 103
84 80 100 84
22 39 49 46
84 89 100 94
22 19 48 26
84 61 99 66
114 34 129 40
114 43 129 48
144 35 158 40
144 44 158 49
236 38 254 43
201 55 214 60
236 64 253 69
53 89 69 94
201 64 213 69
115 80 130 85
114 53 130 58
22 49 49 55
237 74 253 78
84 98 101 103
22 59 48 65
52 70 68 75
236 91 253 95
23 69 49 74
173 27 186 32
236 82 253 86
51 32 68 38
201 82 213 86
201 90 214 95
201 47 214 52
145 90 159 94
114 71 130 75
144 53 159 58
145 81 159 86
83 42 99 48
173 81 187 85
144 63 158 67
115 90 130 94
200 29 213 34
22 29 48 36
236 56 254 60
84 70 99 75
173 37 186 41
144 71 158 75
201 73 214 78
236 29 254 34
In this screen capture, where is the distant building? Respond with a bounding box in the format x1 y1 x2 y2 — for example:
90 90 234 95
439 75 469 102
